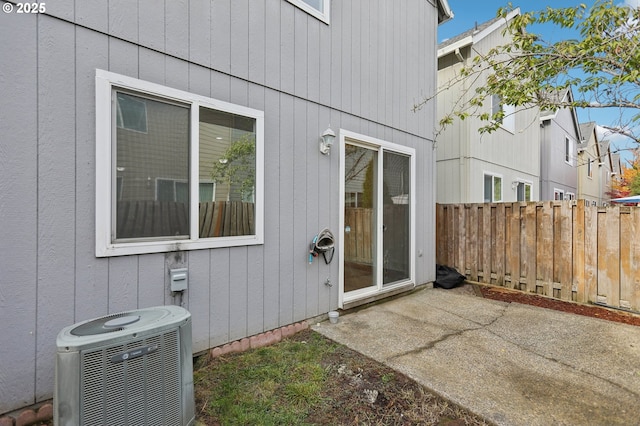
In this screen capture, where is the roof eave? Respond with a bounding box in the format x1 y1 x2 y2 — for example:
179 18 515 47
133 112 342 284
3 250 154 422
437 35 472 57
437 0 454 25
437 7 520 58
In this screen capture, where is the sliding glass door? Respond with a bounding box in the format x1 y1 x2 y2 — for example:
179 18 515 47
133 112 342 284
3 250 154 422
341 132 414 305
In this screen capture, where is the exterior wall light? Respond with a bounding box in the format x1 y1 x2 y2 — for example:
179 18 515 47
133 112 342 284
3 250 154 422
320 127 335 155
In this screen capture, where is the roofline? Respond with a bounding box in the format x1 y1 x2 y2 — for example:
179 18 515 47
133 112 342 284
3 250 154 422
540 88 583 141
437 7 520 58
437 0 454 25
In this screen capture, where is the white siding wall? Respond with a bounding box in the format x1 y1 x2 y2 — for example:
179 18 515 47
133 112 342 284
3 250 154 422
436 25 540 204
0 0 440 413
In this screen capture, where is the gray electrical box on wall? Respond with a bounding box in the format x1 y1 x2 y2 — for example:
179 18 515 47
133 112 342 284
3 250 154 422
170 268 188 292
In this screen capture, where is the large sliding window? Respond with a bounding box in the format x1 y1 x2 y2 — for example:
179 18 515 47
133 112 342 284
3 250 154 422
96 70 264 257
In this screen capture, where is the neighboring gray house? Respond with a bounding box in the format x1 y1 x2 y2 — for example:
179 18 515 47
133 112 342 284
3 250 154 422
539 88 582 201
610 151 623 201
577 121 603 205
577 121 617 206
436 9 541 204
597 139 618 203
0 0 453 414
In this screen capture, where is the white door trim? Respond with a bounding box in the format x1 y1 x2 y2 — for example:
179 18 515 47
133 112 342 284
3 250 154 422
338 129 416 308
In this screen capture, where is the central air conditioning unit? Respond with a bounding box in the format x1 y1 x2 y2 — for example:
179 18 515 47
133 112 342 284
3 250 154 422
54 305 195 426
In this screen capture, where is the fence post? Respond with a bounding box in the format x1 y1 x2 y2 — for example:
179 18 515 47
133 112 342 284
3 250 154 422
494 203 506 286
508 203 521 290
537 201 553 295
573 202 586 303
457 205 466 274
558 201 573 300
584 204 598 303
522 203 537 293
598 205 620 306
620 208 640 311
435 204 445 265
481 204 492 284
468 204 479 281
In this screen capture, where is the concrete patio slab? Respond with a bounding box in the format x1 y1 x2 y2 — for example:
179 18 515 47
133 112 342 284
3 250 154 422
313 286 640 426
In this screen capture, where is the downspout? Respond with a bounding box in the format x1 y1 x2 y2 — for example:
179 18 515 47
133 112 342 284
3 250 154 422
454 48 464 63
457 48 470 202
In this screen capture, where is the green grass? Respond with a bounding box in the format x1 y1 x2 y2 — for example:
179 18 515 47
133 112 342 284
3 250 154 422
194 330 490 426
194 332 337 425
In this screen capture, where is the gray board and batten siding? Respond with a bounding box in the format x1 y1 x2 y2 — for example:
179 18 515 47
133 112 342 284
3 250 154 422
0 0 442 412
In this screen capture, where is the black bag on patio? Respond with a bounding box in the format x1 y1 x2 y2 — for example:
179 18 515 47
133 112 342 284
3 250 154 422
434 264 466 289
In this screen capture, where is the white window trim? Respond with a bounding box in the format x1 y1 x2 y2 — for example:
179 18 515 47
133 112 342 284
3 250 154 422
501 103 515 134
514 179 533 202
491 95 515 134
554 188 565 200
286 0 330 24
564 136 573 165
483 172 503 202
95 69 264 257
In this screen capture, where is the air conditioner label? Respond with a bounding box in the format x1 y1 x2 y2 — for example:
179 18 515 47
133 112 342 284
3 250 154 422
111 344 159 363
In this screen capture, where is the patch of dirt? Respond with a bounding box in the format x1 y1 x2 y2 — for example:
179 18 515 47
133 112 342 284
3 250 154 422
478 285 640 327
296 330 490 426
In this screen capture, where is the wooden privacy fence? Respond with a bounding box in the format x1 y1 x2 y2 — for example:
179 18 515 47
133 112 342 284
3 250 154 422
344 205 410 267
344 207 373 264
116 200 254 239
436 201 640 313
199 201 255 237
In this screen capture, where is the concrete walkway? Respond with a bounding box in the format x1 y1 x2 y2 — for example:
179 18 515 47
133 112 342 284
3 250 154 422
312 285 640 426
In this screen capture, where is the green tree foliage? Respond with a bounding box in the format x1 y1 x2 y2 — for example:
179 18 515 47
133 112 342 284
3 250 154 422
426 0 640 143
210 134 256 199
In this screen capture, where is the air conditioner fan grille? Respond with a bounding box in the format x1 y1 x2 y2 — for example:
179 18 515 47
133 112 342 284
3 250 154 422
80 330 181 425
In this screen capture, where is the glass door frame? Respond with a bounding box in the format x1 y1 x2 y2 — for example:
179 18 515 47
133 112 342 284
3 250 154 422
339 129 416 308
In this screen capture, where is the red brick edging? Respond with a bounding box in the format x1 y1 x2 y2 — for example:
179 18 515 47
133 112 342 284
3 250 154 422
209 321 309 358
0 403 53 426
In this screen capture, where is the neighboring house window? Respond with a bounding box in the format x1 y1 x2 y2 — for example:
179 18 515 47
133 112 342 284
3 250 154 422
490 94 515 133
199 181 216 202
554 189 565 200
95 70 264 257
116 93 148 132
346 192 364 207
587 158 593 178
156 178 189 202
566 192 575 200
516 182 532 202
286 0 330 24
564 137 572 165
484 173 502 202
